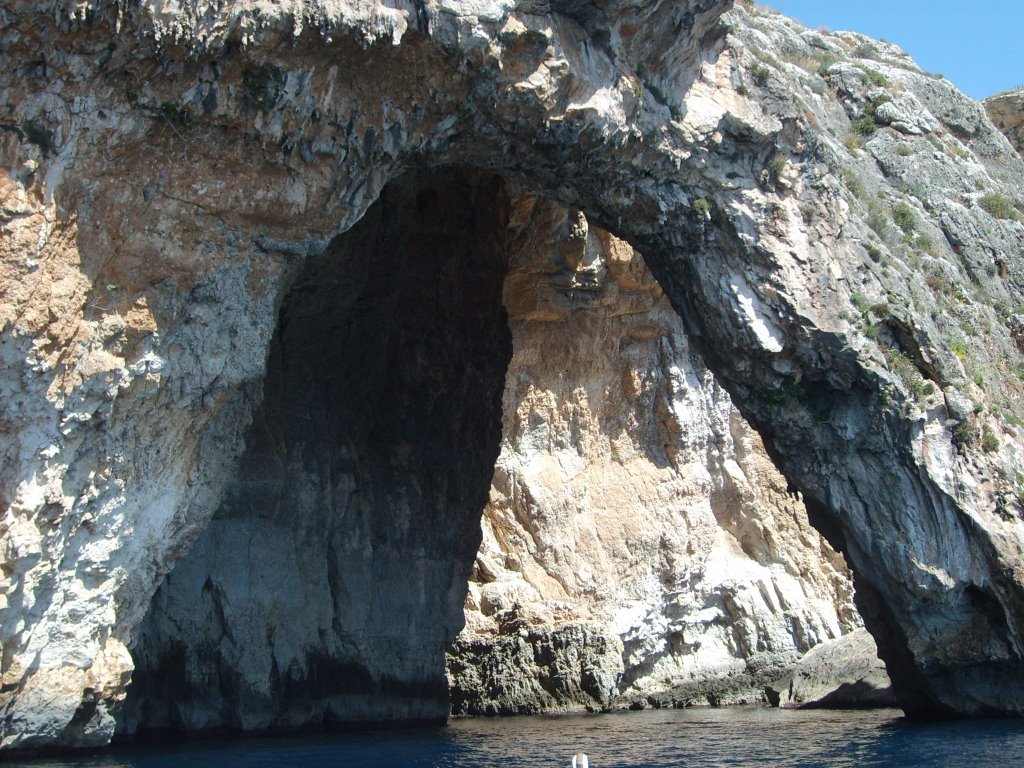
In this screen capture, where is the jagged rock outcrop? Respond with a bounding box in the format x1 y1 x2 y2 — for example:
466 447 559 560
985 90 1024 155
448 199 861 714
3 0 1024 751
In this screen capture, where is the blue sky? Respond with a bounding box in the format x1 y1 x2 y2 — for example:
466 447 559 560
763 1 1022 100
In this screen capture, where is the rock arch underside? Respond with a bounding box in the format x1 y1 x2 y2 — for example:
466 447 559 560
2 0 1024 752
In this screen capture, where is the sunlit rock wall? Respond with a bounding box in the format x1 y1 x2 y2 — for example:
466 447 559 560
449 200 861 713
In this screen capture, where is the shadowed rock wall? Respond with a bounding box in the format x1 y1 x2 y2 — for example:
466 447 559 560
119 169 512 734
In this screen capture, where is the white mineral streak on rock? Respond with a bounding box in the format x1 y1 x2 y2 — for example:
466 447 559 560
730 278 785 354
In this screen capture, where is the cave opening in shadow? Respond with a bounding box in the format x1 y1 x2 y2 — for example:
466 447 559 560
119 167 515 735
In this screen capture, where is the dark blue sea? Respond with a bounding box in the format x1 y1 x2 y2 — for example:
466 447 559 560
12 708 1024 768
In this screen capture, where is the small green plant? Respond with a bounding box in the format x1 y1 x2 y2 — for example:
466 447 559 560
853 42 880 60
842 168 866 199
767 154 786 182
896 143 913 157
851 114 877 138
924 270 955 298
892 201 916 234
865 243 883 262
979 193 1020 221
860 67 889 87
851 292 873 318
953 419 976 448
242 65 286 114
816 53 838 79
849 94 892 142
885 347 932 399
950 341 969 361
693 197 712 220
982 424 1000 453
752 65 771 87
915 233 938 256
878 385 893 407
645 80 669 106
158 101 194 129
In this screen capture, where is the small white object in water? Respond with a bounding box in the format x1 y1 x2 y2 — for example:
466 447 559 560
572 753 589 768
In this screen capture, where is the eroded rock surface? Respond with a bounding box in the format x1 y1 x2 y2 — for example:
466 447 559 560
985 90 1024 156
2 0 1024 751
119 169 512 734
767 628 896 709
448 200 860 714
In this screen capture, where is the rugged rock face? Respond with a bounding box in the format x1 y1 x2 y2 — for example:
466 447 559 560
448 199 860 714
985 90 1024 156
3 0 1024 751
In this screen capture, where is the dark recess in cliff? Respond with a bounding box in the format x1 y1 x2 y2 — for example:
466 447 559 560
119 168 514 736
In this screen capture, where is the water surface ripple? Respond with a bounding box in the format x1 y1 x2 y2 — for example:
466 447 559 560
13 708 1024 767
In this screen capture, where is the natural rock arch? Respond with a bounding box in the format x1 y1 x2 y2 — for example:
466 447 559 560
2 0 1024 751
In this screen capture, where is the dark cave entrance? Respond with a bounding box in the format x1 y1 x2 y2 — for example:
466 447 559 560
120 168 515 734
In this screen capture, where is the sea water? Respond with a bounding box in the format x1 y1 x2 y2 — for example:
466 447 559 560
11 708 1024 768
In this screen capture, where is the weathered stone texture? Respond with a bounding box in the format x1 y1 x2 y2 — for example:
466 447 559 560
119 169 512 734
449 201 860 714
985 89 1024 156
2 0 1024 751
767 628 896 709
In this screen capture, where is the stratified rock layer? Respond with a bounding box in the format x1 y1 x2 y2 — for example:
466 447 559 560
3 0 1024 751
448 200 860 714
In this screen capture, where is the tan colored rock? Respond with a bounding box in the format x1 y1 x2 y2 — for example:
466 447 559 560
449 200 861 713
985 89 1024 156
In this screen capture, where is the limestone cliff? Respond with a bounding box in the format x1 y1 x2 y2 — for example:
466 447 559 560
448 199 860 713
3 0 1024 752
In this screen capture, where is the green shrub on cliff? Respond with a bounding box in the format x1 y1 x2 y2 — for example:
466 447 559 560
979 193 1020 221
